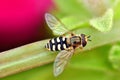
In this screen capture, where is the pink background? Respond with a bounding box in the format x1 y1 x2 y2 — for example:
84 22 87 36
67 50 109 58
0 0 54 52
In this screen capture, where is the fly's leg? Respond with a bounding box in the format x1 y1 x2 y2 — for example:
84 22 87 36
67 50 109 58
71 33 75 36
79 46 83 50
65 46 73 51
62 31 75 37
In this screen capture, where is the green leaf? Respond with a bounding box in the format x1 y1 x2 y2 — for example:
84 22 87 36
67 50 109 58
114 0 120 20
52 15 89 36
61 15 89 30
54 0 91 16
109 44 120 70
90 8 114 32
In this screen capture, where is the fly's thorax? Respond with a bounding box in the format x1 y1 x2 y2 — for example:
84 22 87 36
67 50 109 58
67 36 81 48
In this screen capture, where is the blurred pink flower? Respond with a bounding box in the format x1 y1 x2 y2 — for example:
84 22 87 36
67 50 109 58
0 0 54 52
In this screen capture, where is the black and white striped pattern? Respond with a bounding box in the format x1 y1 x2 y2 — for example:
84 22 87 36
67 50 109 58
45 37 69 51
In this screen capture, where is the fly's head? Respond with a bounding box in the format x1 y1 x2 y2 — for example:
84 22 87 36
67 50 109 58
80 34 91 47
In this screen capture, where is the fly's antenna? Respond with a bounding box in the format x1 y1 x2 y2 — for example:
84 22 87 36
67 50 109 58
87 35 91 41
88 39 91 41
87 35 91 38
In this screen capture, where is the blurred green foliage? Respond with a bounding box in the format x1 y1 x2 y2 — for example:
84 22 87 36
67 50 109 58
109 44 120 70
1 0 120 80
90 9 113 32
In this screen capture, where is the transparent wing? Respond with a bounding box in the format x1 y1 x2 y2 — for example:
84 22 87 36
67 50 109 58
54 49 74 76
45 13 69 35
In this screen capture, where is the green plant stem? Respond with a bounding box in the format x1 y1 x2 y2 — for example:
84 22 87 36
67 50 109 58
0 21 120 78
0 41 56 78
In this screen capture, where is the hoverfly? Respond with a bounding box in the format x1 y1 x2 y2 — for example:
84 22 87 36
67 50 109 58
45 13 91 77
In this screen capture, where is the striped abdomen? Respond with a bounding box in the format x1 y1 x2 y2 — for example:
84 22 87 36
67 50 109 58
45 36 69 51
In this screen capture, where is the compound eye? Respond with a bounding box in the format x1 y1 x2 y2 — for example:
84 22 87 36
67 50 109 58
82 40 87 47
